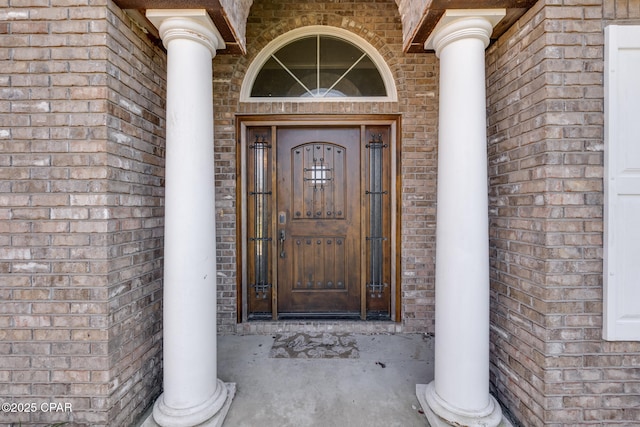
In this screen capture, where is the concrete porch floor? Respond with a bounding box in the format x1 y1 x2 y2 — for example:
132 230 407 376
217 333 434 427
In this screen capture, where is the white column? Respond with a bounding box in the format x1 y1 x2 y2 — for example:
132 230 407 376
145 10 233 427
417 10 508 427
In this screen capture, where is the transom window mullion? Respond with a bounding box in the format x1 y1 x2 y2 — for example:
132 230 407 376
271 54 315 97
321 53 367 98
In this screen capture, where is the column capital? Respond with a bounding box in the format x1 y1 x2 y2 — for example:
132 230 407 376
424 9 506 57
146 9 226 57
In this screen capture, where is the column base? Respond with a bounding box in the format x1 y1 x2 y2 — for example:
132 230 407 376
142 382 236 427
416 383 511 427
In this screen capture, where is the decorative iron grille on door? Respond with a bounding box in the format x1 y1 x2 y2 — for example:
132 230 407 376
366 133 388 298
363 126 392 317
246 127 273 316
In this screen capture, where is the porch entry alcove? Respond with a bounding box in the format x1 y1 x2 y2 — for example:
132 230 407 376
237 115 401 322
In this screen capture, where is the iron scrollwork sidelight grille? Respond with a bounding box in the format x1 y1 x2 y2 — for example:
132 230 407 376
249 134 272 299
365 133 388 298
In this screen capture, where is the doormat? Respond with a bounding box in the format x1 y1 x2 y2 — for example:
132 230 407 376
269 332 360 359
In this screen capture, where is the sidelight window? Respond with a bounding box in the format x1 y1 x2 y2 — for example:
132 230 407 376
366 133 388 299
247 131 273 304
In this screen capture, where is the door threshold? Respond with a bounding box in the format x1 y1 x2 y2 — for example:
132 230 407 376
278 312 361 320
247 312 391 321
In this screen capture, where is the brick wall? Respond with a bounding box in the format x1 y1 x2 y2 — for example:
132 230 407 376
0 1 165 425
104 3 165 426
487 0 640 425
212 0 439 333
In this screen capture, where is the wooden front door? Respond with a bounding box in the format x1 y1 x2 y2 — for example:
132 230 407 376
241 116 397 321
276 127 361 316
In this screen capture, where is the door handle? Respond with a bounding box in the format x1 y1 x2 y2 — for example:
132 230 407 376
279 230 286 258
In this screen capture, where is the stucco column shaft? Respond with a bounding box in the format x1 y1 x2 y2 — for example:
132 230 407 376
146 10 231 427
417 10 507 427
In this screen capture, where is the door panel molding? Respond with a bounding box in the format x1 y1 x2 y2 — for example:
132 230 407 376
277 127 361 315
237 114 402 322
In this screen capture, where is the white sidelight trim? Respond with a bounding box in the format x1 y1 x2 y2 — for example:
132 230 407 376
604 25 640 341
144 10 234 427
417 9 511 427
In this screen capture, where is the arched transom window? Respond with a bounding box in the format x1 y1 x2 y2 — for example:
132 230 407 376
241 26 397 102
